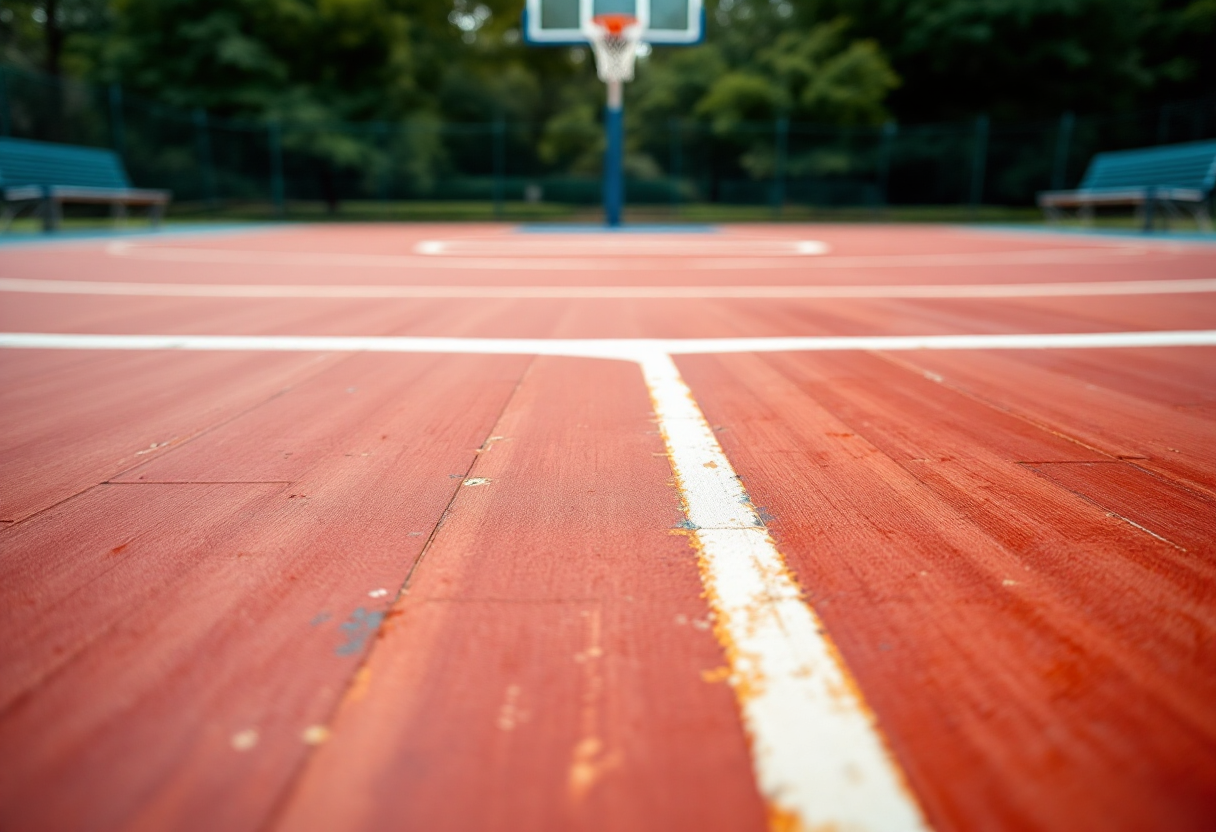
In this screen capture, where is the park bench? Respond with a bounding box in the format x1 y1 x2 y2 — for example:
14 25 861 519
0 136 171 233
1038 139 1215 232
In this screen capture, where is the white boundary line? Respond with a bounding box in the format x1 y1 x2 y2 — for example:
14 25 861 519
4 276 1216 300
2 330 1214 357
96 240 1163 271
5 327 1214 830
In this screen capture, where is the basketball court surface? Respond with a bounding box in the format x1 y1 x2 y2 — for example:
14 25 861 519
2 222 1215 831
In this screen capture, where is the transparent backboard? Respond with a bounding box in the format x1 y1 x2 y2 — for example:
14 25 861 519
524 0 704 45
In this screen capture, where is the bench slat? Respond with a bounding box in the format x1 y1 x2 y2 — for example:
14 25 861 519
1079 139 1216 192
0 138 134 190
0 137 171 232
1038 139 1215 231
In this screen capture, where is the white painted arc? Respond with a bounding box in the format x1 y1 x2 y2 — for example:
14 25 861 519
5 277 1216 300
411 238 832 256
641 353 930 830
2 330 1214 359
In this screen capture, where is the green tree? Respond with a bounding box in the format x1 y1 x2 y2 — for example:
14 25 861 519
0 0 109 75
809 0 1213 120
626 8 899 182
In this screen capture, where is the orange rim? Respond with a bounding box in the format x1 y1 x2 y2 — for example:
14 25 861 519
592 13 637 35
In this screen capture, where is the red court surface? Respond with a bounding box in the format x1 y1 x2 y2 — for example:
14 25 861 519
1 223 1214 832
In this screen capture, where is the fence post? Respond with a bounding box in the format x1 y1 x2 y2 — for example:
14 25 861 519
1051 110 1074 191
969 114 989 208
268 120 285 217
877 120 897 206
669 117 682 211
772 116 789 216
194 108 217 208
108 83 125 158
492 117 505 219
375 122 390 202
0 67 10 136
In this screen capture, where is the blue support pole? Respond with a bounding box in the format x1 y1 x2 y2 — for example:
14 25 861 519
603 80 625 227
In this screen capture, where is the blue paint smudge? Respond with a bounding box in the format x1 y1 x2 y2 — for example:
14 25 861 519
335 607 384 656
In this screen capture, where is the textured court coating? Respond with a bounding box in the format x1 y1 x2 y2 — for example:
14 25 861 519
1 224 1214 832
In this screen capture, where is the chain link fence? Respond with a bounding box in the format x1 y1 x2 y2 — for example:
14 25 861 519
2 64 1214 218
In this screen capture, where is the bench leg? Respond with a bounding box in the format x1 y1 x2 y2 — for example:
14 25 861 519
150 202 164 229
112 201 128 228
1141 198 1155 233
40 198 63 233
1163 199 1188 232
1189 202 1212 233
1 200 39 233
1079 204 1094 226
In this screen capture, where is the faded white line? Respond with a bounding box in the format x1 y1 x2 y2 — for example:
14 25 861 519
98 240 1160 270
2 330 1214 358
5 276 1216 300
412 238 832 256
641 352 928 829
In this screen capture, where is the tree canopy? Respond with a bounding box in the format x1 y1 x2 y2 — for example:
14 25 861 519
0 0 1209 182
4 0 1210 123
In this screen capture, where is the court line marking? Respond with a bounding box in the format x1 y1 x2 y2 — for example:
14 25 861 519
5 328 1214 830
412 238 832 256
97 240 1160 270
3 330 1213 357
5 276 1216 300
642 353 930 830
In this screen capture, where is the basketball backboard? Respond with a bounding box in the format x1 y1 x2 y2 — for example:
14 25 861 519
523 0 704 45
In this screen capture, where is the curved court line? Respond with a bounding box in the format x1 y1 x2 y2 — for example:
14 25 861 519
5 276 1216 300
100 240 1157 270
2 330 1213 359
412 238 832 256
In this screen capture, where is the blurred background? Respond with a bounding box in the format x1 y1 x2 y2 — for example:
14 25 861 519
0 0 1213 223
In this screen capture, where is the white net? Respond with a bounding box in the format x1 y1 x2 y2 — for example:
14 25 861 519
585 15 644 83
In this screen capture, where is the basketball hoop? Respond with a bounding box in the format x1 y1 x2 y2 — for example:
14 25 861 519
585 13 644 83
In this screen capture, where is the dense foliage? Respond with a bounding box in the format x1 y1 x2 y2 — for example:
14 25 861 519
0 0 1210 182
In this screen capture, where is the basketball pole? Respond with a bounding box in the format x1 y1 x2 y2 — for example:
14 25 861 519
604 79 624 227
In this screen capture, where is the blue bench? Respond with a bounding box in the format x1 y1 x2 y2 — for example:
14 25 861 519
0 137 171 233
1038 139 1215 232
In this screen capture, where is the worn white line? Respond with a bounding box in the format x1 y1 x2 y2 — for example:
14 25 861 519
97 240 1161 270
4 276 1216 300
412 238 832 256
641 352 929 830
2 330 1214 358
